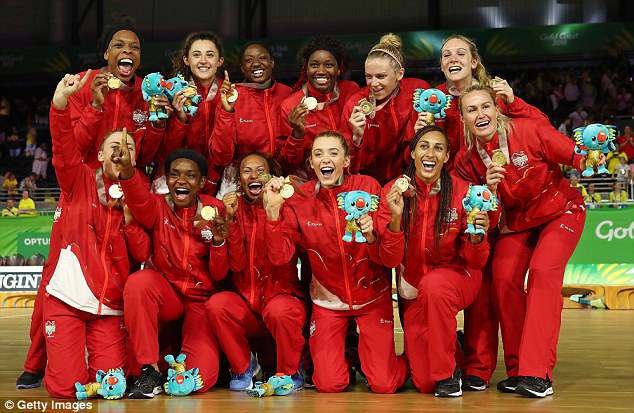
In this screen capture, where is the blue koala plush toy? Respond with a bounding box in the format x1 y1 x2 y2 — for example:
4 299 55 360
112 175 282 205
337 190 379 243
75 368 126 400
142 72 170 122
163 74 203 117
573 123 617 177
163 353 204 396
413 88 452 121
462 184 498 235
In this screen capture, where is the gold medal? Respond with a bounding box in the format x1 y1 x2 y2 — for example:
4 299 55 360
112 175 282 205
394 176 410 194
358 98 376 116
201 205 217 221
226 88 238 103
280 184 295 199
303 96 318 111
491 149 507 167
108 184 123 199
107 76 122 90
257 172 273 183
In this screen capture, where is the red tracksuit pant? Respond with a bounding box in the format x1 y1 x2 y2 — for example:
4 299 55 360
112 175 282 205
462 257 499 382
401 267 482 393
309 295 408 393
492 206 585 379
43 294 126 398
206 291 306 375
123 269 220 391
23 286 47 374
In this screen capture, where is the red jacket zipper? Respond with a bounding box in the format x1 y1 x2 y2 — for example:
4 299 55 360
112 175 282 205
182 208 191 294
248 220 258 308
420 194 430 275
329 191 354 310
112 92 120 130
264 89 275 155
97 207 113 315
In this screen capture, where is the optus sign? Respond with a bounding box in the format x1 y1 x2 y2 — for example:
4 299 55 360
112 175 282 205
17 231 51 258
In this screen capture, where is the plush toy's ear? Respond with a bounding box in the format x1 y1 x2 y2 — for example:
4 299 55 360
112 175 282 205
176 353 187 364
164 354 175 364
96 370 106 382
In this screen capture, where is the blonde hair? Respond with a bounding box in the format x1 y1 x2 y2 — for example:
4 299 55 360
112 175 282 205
367 33 404 71
441 34 491 87
459 84 512 150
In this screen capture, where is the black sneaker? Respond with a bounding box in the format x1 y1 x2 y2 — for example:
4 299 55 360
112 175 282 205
16 371 43 389
128 365 163 399
515 376 554 398
496 376 521 393
435 371 462 397
462 375 487 391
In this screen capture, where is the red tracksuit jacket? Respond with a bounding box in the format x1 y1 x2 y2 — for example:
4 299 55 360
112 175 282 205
434 83 550 168
120 172 229 301
341 78 430 185
279 80 360 172
209 82 292 166
376 175 490 298
225 198 304 314
455 118 584 232
68 69 165 167
47 106 151 313
266 174 390 311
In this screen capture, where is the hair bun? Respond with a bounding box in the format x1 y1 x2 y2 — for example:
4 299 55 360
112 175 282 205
378 33 402 52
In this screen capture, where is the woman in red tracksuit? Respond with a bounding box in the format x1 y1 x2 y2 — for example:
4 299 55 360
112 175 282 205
117 147 230 398
68 24 165 168
342 33 430 185
206 152 306 391
375 126 490 397
455 84 586 398
43 72 150 398
209 42 292 196
279 37 359 177
156 31 226 194
263 130 408 393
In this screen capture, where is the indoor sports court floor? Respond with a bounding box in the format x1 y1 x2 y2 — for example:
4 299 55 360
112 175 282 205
0 307 632 413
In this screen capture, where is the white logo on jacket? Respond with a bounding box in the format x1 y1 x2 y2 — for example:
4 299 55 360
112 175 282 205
45 320 55 337
163 218 176 230
239 118 254 124
512 151 529 169
306 221 323 227
133 109 149 125
53 206 62 222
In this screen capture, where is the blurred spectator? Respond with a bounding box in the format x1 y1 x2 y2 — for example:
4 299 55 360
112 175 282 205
7 128 22 157
569 105 588 130
0 96 10 133
585 183 602 208
617 126 634 160
564 76 580 107
18 190 37 216
609 182 628 208
558 118 572 137
569 175 588 199
24 126 37 157
581 77 596 109
1 199 18 216
32 142 49 180
2 171 18 195
19 173 38 192
607 150 628 174
614 156 630 185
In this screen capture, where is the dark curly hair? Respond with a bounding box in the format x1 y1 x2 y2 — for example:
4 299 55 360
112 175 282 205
171 31 223 80
292 36 347 91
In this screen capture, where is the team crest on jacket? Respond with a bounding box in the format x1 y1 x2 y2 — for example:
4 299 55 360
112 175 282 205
45 320 56 337
53 206 62 222
446 208 458 223
201 228 213 242
132 109 149 126
511 151 529 169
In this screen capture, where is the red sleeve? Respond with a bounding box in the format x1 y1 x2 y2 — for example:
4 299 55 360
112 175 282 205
119 171 161 230
49 105 88 195
67 71 104 158
340 96 362 174
209 108 237 167
227 218 247 272
375 181 405 268
124 222 152 263
498 96 549 123
533 121 583 170
209 241 229 281
265 205 301 266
